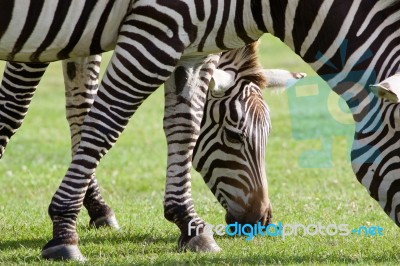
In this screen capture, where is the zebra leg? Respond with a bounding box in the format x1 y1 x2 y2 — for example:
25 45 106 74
62 55 119 229
42 22 184 260
0 62 48 157
163 54 222 252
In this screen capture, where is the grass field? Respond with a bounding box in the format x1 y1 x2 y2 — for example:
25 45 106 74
0 34 400 265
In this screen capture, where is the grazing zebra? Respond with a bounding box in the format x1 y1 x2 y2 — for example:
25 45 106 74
1 0 399 260
1 45 304 260
192 47 273 228
0 45 303 241
193 45 305 226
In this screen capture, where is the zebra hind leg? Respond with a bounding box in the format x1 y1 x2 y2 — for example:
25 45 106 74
163 54 222 252
0 61 86 261
62 56 119 230
0 62 48 157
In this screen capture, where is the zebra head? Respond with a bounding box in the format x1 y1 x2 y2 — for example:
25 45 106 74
193 43 305 226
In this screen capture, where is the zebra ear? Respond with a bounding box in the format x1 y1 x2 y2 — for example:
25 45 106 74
209 69 235 95
262 69 306 90
370 73 400 103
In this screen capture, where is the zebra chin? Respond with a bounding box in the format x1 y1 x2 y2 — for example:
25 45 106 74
224 203 272 227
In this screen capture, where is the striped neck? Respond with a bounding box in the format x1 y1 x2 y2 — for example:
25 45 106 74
262 0 400 120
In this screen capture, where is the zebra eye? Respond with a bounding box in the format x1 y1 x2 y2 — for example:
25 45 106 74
224 128 245 143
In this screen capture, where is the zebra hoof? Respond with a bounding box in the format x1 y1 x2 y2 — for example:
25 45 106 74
180 234 222 252
42 243 86 262
90 214 120 230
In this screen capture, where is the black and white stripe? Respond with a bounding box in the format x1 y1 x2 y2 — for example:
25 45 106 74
264 0 400 225
0 0 399 260
0 1 129 62
1 46 281 258
193 43 272 226
0 56 119 229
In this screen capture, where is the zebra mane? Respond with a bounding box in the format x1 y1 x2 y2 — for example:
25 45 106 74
219 41 267 90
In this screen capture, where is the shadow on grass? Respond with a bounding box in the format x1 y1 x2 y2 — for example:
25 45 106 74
0 229 176 249
2 231 400 265
0 237 48 250
150 255 400 265
80 229 178 247
0 237 48 264
0 230 178 263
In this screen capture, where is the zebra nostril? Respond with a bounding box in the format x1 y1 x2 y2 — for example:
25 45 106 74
225 210 262 225
225 211 249 226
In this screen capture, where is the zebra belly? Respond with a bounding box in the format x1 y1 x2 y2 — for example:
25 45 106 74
0 0 130 62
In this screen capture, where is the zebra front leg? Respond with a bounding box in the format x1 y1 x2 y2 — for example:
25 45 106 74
42 19 184 260
62 56 119 229
0 62 48 157
163 54 221 252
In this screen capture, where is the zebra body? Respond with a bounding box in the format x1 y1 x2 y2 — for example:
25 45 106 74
0 0 257 61
272 0 400 224
0 1 129 62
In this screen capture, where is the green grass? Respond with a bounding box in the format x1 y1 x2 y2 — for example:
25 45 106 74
0 34 399 265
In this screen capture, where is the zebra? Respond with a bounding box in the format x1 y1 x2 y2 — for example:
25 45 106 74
1 0 399 260
0 45 304 252
0 31 303 263
1 50 305 260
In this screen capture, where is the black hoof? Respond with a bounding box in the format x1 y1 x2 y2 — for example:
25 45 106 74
179 234 221 252
42 244 86 261
90 214 120 229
